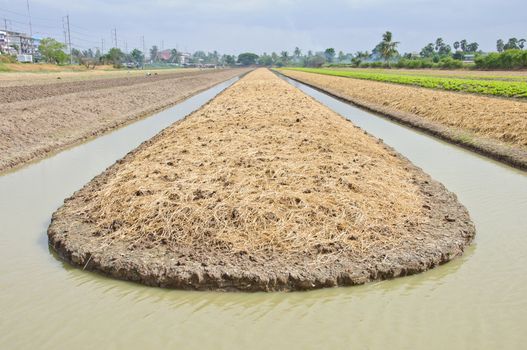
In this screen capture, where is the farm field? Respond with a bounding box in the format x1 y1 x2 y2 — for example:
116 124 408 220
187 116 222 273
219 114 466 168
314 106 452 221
0 66 200 87
0 68 248 173
283 67 527 98
279 69 527 169
48 68 474 291
330 67 527 81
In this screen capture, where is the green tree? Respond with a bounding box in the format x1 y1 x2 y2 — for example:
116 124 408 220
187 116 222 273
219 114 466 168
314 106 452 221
106 47 124 67
237 52 259 66
497 39 505 53
324 48 335 62
38 37 68 64
280 51 290 65
460 39 468 52
377 31 399 62
338 50 346 62
293 47 301 58
504 38 519 50
467 42 479 52
258 52 273 66
519 39 526 50
150 45 159 62
420 43 435 58
453 41 460 51
130 49 144 65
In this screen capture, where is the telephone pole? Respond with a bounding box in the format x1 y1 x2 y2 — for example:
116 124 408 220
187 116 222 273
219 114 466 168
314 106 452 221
4 18 7 31
141 35 145 68
26 0 33 54
66 15 72 64
101 38 104 54
113 28 117 48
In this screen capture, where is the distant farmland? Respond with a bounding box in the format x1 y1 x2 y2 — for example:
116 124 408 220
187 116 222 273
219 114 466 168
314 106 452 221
282 67 527 98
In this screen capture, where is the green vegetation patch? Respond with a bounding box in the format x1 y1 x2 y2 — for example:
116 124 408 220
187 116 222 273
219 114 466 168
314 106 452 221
282 67 527 98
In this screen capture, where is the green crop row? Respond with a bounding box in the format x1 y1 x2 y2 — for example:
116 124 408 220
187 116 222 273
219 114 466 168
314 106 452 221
282 67 527 98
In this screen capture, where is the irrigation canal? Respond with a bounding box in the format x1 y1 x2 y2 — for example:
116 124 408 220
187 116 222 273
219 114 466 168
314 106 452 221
0 74 526 349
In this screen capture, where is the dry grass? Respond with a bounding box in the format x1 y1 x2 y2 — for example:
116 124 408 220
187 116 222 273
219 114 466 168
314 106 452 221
73 68 425 258
281 70 527 149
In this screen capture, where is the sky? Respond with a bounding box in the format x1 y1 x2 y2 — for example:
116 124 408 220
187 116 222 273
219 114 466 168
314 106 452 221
1 0 526 55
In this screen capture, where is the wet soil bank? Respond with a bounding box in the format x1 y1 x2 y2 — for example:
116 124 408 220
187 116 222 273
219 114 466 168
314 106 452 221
48 69 475 292
278 70 527 171
0 68 250 173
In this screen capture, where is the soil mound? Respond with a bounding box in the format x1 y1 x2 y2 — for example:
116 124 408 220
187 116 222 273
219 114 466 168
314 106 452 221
48 68 475 291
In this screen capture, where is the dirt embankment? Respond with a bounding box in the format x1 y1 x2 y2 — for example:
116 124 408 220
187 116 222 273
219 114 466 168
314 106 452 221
48 68 475 292
0 68 249 173
279 70 527 170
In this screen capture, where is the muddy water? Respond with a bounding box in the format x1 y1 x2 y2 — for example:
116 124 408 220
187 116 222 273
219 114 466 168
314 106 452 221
1 76 526 350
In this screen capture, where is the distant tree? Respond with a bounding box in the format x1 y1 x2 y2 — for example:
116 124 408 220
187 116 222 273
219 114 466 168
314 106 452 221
504 38 518 50
307 50 313 57
130 49 144 65
460 39 468 52
304 53 326 67
453 41 460 51
294 47 301 58
519 39 526 50
338 50 346 62
377 31 399 62
280 51 290 66
420 43 434 58
224 54 236 65
38 37 68 64
170 49 180 63
324 48 335 62
496 39 505 53
106 47 125 67
258 53 273 66
150 45 159 62
467 42 479 52
435 38 444 51
237 52 259 66
271 52 279 63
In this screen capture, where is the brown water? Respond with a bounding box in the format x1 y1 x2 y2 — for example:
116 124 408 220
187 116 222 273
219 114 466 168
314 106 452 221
1 76 526 349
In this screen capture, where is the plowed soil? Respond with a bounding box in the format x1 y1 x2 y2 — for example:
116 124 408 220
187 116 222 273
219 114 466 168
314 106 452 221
0 68 248 172
280 70 527 169
48 69 475 292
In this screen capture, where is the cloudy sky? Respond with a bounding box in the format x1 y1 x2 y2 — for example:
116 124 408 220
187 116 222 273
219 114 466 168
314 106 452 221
1 0 525 54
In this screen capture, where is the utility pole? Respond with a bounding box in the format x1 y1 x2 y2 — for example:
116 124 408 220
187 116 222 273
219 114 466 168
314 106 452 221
141 35 146 69
26 0 33 54
66 15 72 64
124 40 127 54
4 18 7 31
113 28 117 48
141 35 145 69
101 38 104 54
62 17 67 47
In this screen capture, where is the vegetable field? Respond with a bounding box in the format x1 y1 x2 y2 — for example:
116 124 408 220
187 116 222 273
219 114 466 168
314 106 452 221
282 67 527 98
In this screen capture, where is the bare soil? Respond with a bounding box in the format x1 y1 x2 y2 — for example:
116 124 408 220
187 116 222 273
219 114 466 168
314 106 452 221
48 69 475 292
280 70 527 170
0 68 248 173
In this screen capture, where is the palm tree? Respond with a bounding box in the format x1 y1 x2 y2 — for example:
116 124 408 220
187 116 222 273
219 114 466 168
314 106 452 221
453 41 460 51
294 47 301 58
379 31 399 62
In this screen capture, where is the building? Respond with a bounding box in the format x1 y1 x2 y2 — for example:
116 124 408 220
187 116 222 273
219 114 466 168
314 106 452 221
0 31 7 53
179 52 191 65
157 49 172 61
0 30 36 56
